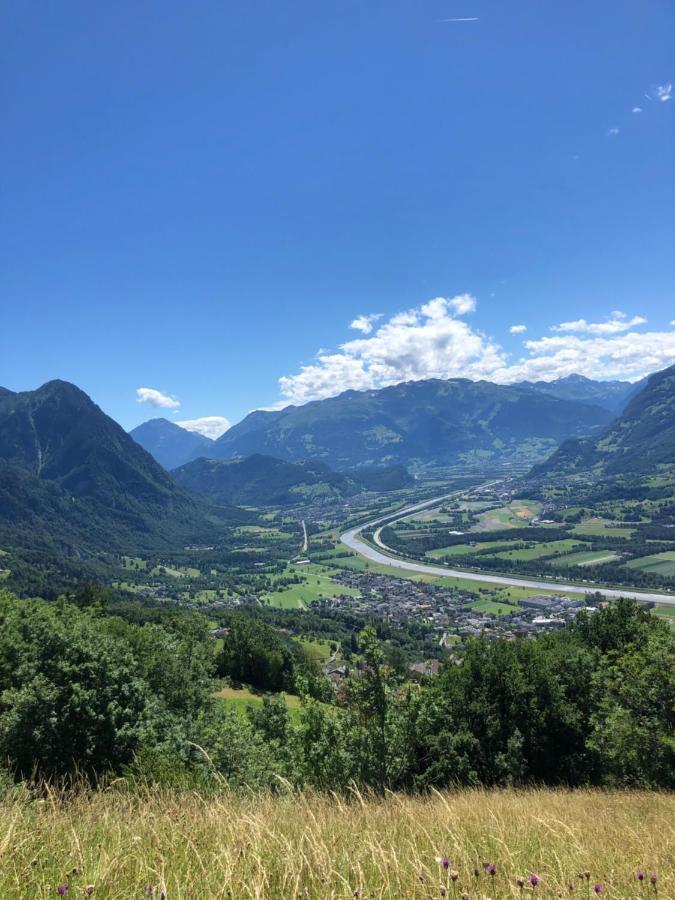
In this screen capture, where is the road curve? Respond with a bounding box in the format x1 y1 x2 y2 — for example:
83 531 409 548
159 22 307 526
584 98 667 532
340 490 675 607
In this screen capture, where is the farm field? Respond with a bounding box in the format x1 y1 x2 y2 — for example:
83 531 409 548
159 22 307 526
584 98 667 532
1 788 671 899
464 597 520 616
474 499 543 531
491 539 586 561
551 550 621 568
625 551 675 577
262 563 360 609
571 520 635 538
426 540 522 559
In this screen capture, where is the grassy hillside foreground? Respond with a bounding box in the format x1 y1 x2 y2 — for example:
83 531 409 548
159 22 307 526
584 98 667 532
0 788 672 898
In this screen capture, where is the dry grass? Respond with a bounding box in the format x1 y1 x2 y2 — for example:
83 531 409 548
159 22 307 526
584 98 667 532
0 787 672 898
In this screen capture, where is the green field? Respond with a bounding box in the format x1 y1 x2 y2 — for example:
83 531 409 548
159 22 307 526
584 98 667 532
426 540 522 559
625 551 675 577
551 550 621 568
262 563 359 609
474 499 542 531
464 597 520 616
572 520 635 538
491 539 586 562
652 603 675 621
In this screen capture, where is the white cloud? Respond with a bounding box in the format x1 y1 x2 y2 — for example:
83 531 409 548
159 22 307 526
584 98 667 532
176 416 231 439
273 298 675 406
509 324 527 334
656 83 672 102
136 387 180 409
439 17 479 22
632 106 643 113
606 127 620 137
552 312 647 335
350 313 381 334
277 293 500 405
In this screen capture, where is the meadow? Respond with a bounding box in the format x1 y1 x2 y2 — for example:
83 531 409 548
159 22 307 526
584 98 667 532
0 787 671 899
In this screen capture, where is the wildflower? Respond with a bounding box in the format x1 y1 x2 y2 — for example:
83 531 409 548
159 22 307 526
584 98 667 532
636 871 645 882
516 877 525 889
437 856 451 870
353 891 360 898
461 894 469 900
85 889 95 897
450 870 460 882
530 874 539 887
650 874 657 885
593 884 603 895
440 886 447 897
473 867 481 877
57 887 68 897
486 864 497 876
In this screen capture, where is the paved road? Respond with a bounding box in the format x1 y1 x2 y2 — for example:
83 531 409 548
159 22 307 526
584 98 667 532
340 490 675 607
301 520 309 554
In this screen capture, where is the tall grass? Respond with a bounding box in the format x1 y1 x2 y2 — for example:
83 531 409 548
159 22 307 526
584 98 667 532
0 787 671 898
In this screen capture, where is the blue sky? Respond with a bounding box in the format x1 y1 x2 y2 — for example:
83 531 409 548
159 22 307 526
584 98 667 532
2 0 674 436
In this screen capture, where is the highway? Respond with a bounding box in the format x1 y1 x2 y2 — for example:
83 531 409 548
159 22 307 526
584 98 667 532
340 490 675 608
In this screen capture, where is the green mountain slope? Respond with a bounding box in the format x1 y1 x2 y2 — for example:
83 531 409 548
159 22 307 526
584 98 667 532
210 378 613 469
172 454 413 506
531 364 675 479
130 418 214 469
0 381 246 556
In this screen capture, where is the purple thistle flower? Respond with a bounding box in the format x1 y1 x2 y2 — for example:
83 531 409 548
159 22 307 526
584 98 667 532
650 874 657 885
516 877 525 889
57 887 68 897
593 884 603 895
436 856 450 870
636 871 646 881
353 891 360 898
530 874 540 887
486 863 497 876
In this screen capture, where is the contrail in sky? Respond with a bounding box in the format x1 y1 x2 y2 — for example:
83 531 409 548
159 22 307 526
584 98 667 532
439 17 479 22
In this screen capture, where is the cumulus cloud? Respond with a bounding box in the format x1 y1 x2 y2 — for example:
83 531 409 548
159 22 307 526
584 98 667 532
552 312 647 335
272 298 675 407
632 106 643 113
606 127 620 137
509 324 527 334
350 313 382 334
176 416 231 439
136 387 180 409
656 83 672 102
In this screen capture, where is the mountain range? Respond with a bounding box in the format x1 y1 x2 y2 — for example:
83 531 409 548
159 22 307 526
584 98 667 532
204 378 614 469
531 364 675 480
513 373 642 415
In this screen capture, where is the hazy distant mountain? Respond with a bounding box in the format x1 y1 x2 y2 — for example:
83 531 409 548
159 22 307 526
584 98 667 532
209 378 614 469
172 454 413 506
515 373 643 415
0 381 244 555
531 364 675 479
130 417 214 469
